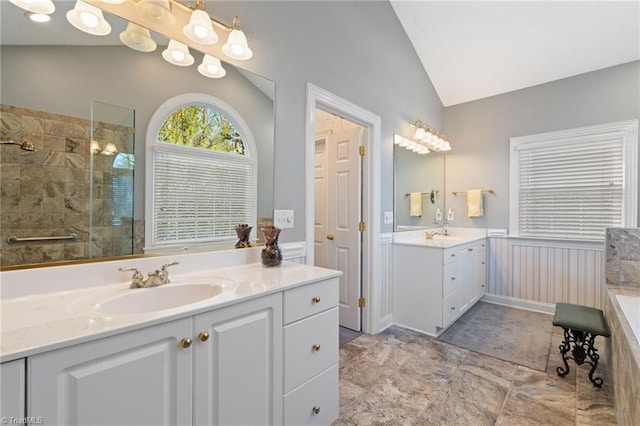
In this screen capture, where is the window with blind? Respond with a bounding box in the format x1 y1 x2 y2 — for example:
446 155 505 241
509 120 638 241
147 98 256 251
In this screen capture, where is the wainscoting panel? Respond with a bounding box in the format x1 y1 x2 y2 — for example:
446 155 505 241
378 233 394 331
487 237 605 309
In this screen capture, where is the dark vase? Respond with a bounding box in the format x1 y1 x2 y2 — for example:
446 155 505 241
261 226 283 267
234 224 252 248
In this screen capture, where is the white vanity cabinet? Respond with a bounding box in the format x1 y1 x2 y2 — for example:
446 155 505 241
394 238 487 336
28 317 194 425
22 276 339 426
1 358 25 420
28 294 283 426
283 278 339 425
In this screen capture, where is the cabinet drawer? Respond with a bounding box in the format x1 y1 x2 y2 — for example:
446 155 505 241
284 307 338 392
443 247 458 264
284 278 339 324
442 261 459 297
442 291 461 327
284 364 338 426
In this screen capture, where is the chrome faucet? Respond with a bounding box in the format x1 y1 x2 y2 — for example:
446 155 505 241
119 261 180 288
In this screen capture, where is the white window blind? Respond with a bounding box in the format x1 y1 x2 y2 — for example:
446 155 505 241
510 120 638 241
152 148 254 247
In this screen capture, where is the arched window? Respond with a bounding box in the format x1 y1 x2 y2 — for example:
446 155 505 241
146 94 257 251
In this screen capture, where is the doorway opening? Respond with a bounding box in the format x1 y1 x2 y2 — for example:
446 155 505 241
305 83 382 335
314 110 364 331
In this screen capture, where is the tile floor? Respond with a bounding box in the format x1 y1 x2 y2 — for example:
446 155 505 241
336 321 616 425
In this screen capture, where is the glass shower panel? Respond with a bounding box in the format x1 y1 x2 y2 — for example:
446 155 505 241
90 101 135 258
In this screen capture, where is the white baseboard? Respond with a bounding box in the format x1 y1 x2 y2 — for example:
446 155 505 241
377 315 394 333
481 293 555 315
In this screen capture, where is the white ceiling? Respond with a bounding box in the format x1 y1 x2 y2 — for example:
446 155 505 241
391 0 640 106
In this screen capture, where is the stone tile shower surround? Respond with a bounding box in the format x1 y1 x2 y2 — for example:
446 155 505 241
605 228 640 425
0 104 138 267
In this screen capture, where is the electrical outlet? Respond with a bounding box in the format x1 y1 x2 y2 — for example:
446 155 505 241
273 210 294 229
384 211 393 224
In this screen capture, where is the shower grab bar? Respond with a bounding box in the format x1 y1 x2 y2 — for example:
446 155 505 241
6 233 78 244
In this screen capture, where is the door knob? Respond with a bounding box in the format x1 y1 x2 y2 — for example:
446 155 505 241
312 344 321 351
326 233 335 240
312 406 321 415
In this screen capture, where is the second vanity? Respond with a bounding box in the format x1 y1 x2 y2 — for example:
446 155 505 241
394 228 487 336
0 254 341 425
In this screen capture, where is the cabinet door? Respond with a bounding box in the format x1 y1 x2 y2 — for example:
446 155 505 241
1 359 25 420
28 318 193 426
193 293 283 426
457 246 473 313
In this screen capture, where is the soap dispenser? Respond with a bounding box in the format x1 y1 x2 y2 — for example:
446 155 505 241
435 208 442 222
447 208 454 222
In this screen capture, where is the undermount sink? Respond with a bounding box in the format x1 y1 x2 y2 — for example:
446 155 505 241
97 279 236 315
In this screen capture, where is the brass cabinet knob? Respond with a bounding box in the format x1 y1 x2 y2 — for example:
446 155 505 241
451 307 456 311
312 406 321 415
312 344 321 351
312 296 321 304
180 338 192 348
198 331 210 342
326 233 335 240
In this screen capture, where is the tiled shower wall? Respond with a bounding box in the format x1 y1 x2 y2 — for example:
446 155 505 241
605 227 640 288
0 104 137 267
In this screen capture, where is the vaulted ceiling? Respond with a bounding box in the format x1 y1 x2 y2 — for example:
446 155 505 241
390 1 640 106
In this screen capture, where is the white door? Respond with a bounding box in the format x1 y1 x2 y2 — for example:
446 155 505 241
315 127 362 331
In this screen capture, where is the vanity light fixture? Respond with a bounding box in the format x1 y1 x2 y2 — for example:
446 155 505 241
183 0 218 45
67 0 111 36
9 0 55 15
411 120 452 152
198 54 226 78
162 39 195 66
91 140 118 155
222 16 253 60
136 0 176 25
394 134 430 155
120 22 157 52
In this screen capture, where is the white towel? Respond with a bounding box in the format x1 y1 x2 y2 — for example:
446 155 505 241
409 192 422 217
467 189 483 218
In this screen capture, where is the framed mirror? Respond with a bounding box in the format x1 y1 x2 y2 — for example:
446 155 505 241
394 143 445 230
0 1 274 268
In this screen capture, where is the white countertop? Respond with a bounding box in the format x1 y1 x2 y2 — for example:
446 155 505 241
0 262 341 363
393 227 487 249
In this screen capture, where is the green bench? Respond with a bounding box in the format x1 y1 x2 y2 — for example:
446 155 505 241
552 302 610 387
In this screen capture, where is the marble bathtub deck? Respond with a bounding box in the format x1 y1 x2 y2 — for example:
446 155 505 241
336 324 616 425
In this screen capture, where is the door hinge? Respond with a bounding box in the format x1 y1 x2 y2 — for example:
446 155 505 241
359 145 366 156
358 297 366 308
358 222 366 232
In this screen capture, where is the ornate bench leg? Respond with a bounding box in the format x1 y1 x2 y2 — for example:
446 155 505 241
556 327 604 387
584 333 604 388
556 327 572 377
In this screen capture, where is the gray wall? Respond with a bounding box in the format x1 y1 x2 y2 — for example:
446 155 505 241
443 61 640 229
211 0 443 239
1 1 444 242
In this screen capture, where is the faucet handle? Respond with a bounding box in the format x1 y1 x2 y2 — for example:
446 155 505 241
159 261 180 284
161 261 180 271
119 266 144 288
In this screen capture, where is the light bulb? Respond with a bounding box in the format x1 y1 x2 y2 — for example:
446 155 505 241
414 127 426 140
231 44 244 56
80 10 99 28
27 12 50 22
171 49 185 62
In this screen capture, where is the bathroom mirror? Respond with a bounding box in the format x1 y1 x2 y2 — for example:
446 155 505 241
0 1 274 268
393 144 445 230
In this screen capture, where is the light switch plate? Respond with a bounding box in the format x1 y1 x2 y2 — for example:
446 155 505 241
274 209 294 229
384 211 393 224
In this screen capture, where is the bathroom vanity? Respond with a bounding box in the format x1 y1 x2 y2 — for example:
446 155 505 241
393 229 487 336
0 259 340 425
